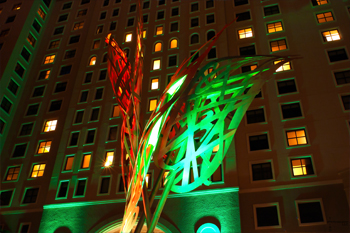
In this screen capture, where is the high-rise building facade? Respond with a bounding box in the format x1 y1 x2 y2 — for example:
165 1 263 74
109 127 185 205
0 0 349 232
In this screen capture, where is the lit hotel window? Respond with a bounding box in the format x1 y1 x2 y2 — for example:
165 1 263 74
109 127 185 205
154 42 162 52
322 29 340 42
143 30 147 38
312 0 328 6
125 33 132 42
267 21 283 33
151 78 159 90
31 164 46 178
104 151 114 167
37 141 51 153
44 55 55 64
291 158 314 177
274 60 291 72
89 56 96 66
81 154 91 169
170 39 178 48
37 7 46 20
43 120 57 132
6 166 20 181
270 39 287 52
153 59 160 70
73 21 84 30
13 3 21 11
156 26 163 35
238 27 253 39
316 12 334 23
64 156 74 171
149 99 157 111
286 129 307 147
112 105 120 118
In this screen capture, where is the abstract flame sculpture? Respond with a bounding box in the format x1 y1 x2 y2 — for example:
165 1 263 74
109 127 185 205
106 4 296 232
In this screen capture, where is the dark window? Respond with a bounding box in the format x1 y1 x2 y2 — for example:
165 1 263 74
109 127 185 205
256 205 279 227
277 79 297 94
69 132 79 146
22 188 39 204
113 8 119 16
244 87 262 98
158 0 165 5
58 14 68 22
108 126 118 140
143 14 148 23
53 26 64 35
0 29 10 37
57 181 69 198
15 62 25 78
90 108 100 121
241 64 257 73
54 82 67 93
96 25 103 34
109 21 116 30
127 18 134 27
206 0 214 8
234 0 248 6
157 11 165 20
311 0 328 6
168 55 177 67
206 14 215 24
0 119 5 134
7 79 19 96
12 144 27 158
26 104 39 116
81 0 90 5
80 91 88 102
19 123 33 136
264 5 280 16
49 100 62 112
74 111 84 124
170 22 178 32
0 190 13 206
246 108 265 124
77 9 87 17
129 4 136 12
86 129 96 144
99 70 107 80
103 0 109 6
190 51 199 61
118 175 128 192
64 49 76 59
95 88 103 100
100 11 106 20
21 47 31 61
62 2 72 10
207 31 215 41
208 47 216 59
281 102 302 119
43 0 51 7
115 0 121 3
6 15 16 23
191 34 199 44
1 97 12 113
20 224 30 233
171 7 179 16
249 134 269 151
38 70 50 80
298 202 324 224
84 73 93 83
69 35 80 44
59 65 72 75
328 49 348 62
102 54 108 63
240 45 256 55
191 3 198 12
334 70 350 85
252 162 273 181
236 11 251 22
191 17 199 27
75 180 86 196
143 1 149 9
342 95 350 110
100 177 110 193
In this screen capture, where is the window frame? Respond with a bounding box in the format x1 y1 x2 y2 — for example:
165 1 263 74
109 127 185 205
289 155 316 178
30 163 46 178
263 4 280 17
56 180 70 199
245 107 266 125
0 189 14 207
148 98 158 112
74 178 87 198
12 143 28 158
295 199 327 226
280 101 303 120
276 78 298 96
85 128 97 145
152 58 162 71
248 132 270 152
253 202 281 229
80 153 92 170
285 128 309 148
63 155 75 172
42 119 57 133
266 21 284 34
36 140 52 154
68 131 80 147
21 187 39 205
98 176 111 195
4 165 22 182
250 160 275 182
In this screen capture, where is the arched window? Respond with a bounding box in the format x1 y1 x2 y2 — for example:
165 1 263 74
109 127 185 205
124 48 130 58
102 53 108 63
89 56 96 66
170 39 178 49
154 42 162 52
190 34 199 44
207 30 216 41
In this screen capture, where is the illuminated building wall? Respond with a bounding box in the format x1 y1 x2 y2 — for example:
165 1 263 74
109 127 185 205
0 0 349 232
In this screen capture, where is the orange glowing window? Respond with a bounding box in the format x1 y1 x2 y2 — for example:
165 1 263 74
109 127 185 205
153 59 160 70
13 3 21 11
170 39 178 49
73 21 84 30
112 105 120 118
143 30 147 38
149 99 157 111
89 56 96 66
274 60 291 72
270 39 287 52
151 78 159 90
315 0 328 5
212 145 219 152
291 158 314 176
286 129 307 147
322 29 340 42
6 166 20 181
64 156 74 171
31 164 46 178
81 154 91 169
154 42 162 52
104 151 114 167
316 12 334 23
43 120 57 132
44 55 55 64
238 27 253 39
37 7 46 20
267 22 283 33
37 141 51 153
125 33 132 42
156 26 163 35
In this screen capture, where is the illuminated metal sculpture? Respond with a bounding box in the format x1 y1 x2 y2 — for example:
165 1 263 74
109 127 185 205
106 4 296 232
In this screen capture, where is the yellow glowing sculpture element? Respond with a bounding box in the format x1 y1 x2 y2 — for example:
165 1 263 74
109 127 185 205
238 27 253 39
125 33 132 42
31 164 46 178
274 60 291 72
89 56 96 66
43 120 57 132
105 152 114 167
37 141 51 153
287 129 307 146
322 30 340 41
